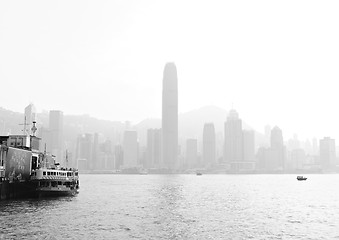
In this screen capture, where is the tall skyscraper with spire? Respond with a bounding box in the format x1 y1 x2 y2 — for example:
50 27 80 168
162 62 178 170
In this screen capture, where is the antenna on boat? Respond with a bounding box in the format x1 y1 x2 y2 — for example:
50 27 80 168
66 149 68 168
43 143 47 168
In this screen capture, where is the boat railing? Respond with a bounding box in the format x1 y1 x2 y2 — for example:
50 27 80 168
31 175 79 181
31 168 79 181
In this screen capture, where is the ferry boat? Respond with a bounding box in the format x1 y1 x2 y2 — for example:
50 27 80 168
0 122 79 200
297 176 307 181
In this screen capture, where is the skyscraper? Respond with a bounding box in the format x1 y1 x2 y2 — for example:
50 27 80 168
270 126 285 170
146 128 161 169
24 103 37 135
203 123 216 167
123 130 138 168
92 132 100 170
224 109 243 164
319 137 336 170
162 62 178 170
243 130 255 162
49 110 64 165
76 133 93 170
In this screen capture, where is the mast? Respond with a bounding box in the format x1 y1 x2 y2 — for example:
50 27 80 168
19 116 30 135
65 149 68 168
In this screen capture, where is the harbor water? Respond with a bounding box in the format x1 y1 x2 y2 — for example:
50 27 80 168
1 174 339 239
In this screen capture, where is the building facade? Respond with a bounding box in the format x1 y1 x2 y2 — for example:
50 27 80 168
123 130 138 168
224 110 243 164
162 62 178 170
203 123 216 167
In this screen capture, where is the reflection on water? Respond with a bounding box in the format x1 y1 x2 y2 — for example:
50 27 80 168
1 174 339 239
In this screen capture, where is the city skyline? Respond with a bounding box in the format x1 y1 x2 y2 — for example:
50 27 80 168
1 1 339 239
6 102 336 174
1 1 339 142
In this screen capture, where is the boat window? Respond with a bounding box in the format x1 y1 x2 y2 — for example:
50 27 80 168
47 172 50 175
43 171 46 176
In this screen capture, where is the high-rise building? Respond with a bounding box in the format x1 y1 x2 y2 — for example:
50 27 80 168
49 110 64 165
162 62 178 170
312 138 318 155
243 130 255 162
287 134 300 151
186 138 198 168
123 130 138 168
24 103 37 135
270 126 285 170
92 133 100 170
289 148 306 170
264 125 271 147
100 139 114 170
224 109 243 163
146 128 161 169
203 123 216 167
76 133 93 171
114 144 123 170
319 137 336 170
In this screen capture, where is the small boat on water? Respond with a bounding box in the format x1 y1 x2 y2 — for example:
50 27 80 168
297 176 307 181
196 172 202 176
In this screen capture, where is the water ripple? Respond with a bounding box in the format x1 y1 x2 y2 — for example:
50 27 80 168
1 174 339 239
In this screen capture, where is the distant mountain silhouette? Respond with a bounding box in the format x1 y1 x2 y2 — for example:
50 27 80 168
135 105 265 148
179 105 228 138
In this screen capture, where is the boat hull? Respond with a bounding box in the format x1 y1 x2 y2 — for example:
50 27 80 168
0 180 79 200
36 189 78 198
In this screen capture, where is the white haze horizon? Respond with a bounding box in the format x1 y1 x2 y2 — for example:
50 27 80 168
1 1 339 142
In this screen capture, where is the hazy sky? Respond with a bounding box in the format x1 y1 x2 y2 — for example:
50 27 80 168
1 1 339 141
